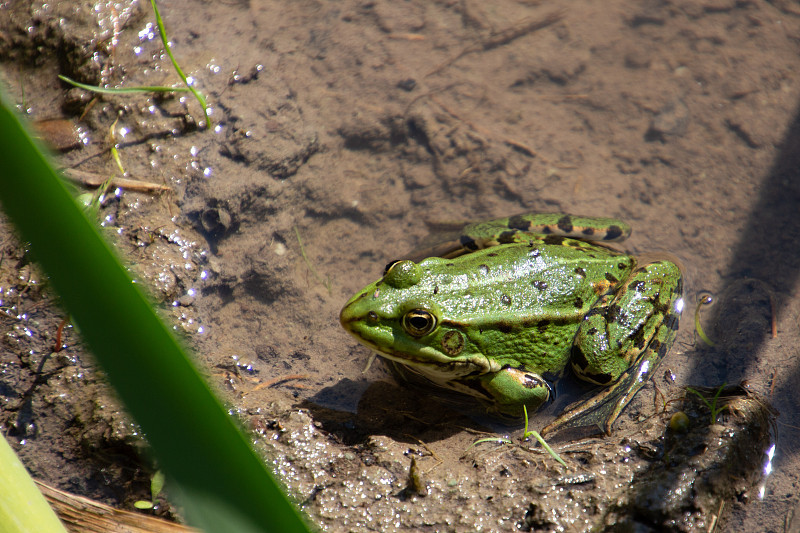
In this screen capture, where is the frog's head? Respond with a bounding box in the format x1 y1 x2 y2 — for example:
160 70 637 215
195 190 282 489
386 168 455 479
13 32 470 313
340 259 497 379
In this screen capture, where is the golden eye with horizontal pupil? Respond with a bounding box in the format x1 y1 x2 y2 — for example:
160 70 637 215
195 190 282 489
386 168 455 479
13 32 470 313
402 309 437 337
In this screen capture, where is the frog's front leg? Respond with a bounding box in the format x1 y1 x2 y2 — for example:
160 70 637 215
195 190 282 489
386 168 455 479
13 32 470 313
545 260 683 434
479 366 552 418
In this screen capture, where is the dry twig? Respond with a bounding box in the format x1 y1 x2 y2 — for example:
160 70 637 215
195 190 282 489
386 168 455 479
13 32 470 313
426 11 563 77
62 168 171 193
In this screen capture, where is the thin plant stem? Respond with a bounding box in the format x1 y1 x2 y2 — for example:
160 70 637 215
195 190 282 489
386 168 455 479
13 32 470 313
150 0 211 128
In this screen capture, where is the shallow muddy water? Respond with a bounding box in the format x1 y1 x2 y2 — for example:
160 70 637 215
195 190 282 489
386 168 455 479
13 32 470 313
1 1 799 531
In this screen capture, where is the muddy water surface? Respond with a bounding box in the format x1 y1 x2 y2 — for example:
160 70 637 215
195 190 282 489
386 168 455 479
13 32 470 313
1 1 799 531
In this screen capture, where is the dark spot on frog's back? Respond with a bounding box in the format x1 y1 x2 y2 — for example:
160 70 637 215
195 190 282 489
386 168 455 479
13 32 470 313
573 297 584 308
501 294 512 306
543 235 565 245
604 225 624 241
557 215 573 233
574 267 586 278
532 280 548 291
582 227 595 236
508 215 532 231
498 230 517 244
605 272 619 283
486 252 498 257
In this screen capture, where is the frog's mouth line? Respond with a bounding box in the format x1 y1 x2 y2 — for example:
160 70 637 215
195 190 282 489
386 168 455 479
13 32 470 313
347 331 499 378
377 349 494 377
340 313 500 377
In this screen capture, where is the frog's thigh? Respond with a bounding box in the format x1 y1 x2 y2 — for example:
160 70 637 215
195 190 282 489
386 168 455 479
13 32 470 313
571 260 682 385
480 366 551 414
463 213 631 247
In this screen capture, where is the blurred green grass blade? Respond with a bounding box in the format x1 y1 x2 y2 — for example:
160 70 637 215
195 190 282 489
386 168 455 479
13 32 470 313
0 432 68 533
0 93 310 532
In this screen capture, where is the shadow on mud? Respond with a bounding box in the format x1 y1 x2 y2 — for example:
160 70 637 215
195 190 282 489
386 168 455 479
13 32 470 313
618 101 800 529
304 378 482 445
699 101 800 460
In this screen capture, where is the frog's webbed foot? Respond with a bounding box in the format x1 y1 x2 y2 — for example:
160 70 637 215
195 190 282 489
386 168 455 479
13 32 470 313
540 356 655 436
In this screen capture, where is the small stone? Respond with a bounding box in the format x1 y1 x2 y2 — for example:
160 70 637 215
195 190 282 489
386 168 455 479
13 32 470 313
397 78 416 91
645 99 690 141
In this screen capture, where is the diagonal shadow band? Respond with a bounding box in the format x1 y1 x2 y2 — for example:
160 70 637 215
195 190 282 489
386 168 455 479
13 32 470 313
620 101 800 530
702 100 800 463
713 104 800 304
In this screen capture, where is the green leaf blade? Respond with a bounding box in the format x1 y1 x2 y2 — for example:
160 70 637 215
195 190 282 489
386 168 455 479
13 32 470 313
0 89 309 532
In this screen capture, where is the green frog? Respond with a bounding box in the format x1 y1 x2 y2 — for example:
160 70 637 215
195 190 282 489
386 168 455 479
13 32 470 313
339 213 683 434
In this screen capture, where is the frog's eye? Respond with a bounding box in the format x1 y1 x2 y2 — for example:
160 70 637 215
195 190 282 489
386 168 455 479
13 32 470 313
402 309 437 337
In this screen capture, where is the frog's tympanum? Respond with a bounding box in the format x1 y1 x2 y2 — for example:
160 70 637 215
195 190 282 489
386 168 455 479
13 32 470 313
340 213 683 434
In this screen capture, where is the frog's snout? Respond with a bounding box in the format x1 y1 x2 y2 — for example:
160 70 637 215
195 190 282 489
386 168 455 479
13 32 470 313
339 295 376 338
339 300 357 331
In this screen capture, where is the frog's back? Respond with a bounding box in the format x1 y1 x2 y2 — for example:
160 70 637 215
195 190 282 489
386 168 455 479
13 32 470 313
414 239 634 327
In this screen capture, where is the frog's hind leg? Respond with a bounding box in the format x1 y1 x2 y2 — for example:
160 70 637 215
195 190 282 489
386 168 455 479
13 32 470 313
542 260 683 435
462 213 633 250
412 213 633 260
